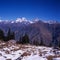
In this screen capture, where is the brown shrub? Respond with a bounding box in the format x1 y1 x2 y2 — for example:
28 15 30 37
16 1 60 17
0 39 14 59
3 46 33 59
6 59 11 60
0 53 2 56
47 55 60 60
21 52 31 57
47 55 54 60
5 50 10 54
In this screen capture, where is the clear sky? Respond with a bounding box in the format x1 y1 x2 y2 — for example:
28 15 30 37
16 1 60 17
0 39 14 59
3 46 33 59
0 0 60 21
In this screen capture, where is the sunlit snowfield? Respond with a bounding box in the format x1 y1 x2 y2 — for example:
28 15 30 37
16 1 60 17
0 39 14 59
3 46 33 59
0 40 60 60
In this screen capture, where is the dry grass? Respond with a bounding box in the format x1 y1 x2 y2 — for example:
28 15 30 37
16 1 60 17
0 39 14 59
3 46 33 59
21 52 31 57
5 50 10 54
0 40 60 60
47 55 60 60
0 53 2 56
47 55 54 60
6 59 11 60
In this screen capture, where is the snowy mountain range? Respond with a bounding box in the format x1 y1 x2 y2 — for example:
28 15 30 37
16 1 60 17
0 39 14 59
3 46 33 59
0 17 60 46
0 17 34 24
0 17 59 24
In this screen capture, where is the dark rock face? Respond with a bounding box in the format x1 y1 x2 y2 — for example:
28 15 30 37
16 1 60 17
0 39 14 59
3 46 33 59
16 57 21 60
0 21 60 46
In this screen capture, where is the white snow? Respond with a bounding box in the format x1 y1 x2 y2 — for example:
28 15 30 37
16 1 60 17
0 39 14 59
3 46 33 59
53 58 60 60
15 17 33 24
16 17 27 23
0 17 59 24
0 41 60 60
42 20 58 24
22 55 47 60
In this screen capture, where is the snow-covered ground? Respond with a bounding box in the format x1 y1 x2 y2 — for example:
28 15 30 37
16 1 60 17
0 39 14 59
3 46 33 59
0 40 60 60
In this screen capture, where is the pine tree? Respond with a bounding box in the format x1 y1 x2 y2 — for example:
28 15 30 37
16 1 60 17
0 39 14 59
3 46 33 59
18 36 22 44
52 36 58 49
22 33 29 44
33 40 39 46
39 35 44 46
7 28 15 41
7 28 11 40
40 39 43 46
52 26 58 49
0 29 4 40
10 32 15 40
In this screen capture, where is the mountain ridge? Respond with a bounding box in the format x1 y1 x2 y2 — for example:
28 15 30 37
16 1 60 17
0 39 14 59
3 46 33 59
0 17 59 24
0 18 60 46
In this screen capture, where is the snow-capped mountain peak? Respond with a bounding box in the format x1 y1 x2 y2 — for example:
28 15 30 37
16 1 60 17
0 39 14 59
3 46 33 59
16 17 27 23
0 18 59 24
0 20 2 22
33 18 39 22
0 17 34 24
42 20 59 24
15 17 34 24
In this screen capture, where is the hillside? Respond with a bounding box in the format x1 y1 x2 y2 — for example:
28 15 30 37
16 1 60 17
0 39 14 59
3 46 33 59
0 19 60 46
0 40 60 60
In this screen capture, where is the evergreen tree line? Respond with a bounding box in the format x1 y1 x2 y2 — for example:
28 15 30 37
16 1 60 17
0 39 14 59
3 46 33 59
0 28 15 41
0 28 43 45
0 28 29 44
0 28 59 48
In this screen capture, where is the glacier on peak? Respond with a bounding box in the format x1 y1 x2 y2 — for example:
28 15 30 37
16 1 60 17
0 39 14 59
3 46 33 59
15 17 34 24
0 17 59 24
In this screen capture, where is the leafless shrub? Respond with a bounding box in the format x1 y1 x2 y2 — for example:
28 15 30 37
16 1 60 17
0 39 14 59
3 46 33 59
47 55 60 60
0 53 2 56
5 50 10 54
6 59 11 60
21 52 31 57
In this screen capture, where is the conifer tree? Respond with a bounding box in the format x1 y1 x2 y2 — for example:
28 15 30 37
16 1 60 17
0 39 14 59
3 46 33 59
40 39 43 46
22 33 29 44
7 28 11 40
7 28 15 41
52 26 58 49
10 32 15 40
0 29 4 40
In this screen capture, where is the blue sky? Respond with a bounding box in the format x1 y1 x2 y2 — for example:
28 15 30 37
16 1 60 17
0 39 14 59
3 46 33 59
0 0 60 21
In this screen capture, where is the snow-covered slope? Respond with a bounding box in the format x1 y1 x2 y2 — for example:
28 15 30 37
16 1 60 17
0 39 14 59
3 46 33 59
0 40 60 60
